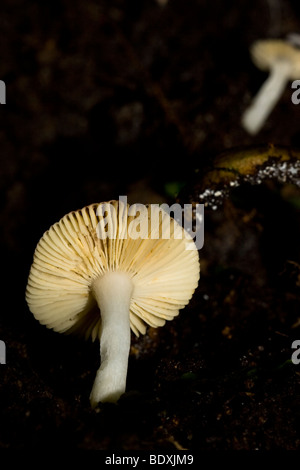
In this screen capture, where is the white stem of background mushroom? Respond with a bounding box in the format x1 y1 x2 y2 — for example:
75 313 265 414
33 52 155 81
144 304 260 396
241 60 292 135
90 271 133 407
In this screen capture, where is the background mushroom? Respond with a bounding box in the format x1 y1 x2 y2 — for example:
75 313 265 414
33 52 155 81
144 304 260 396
241 39 300 135
25 200 200 407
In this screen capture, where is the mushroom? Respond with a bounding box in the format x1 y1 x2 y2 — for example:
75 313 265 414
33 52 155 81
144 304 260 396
241 39 300 135
25 200 200 407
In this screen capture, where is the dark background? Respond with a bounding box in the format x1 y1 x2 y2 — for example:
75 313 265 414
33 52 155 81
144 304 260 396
1 0 300 450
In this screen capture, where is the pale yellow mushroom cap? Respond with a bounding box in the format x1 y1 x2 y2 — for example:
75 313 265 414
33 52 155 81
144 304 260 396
25 200 200 341
250 39 300 78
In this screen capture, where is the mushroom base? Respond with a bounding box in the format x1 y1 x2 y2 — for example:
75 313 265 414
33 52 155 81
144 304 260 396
241 60 292 135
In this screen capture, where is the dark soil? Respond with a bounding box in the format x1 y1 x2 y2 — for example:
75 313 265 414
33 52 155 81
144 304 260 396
1 0 300 451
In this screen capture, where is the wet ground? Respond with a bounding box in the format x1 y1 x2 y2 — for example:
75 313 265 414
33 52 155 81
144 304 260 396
1 0 300 450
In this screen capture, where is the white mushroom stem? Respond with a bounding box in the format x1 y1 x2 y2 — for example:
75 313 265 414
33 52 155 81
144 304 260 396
90 271 133 407
242 60 293 135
